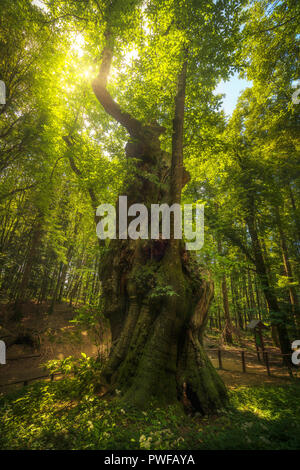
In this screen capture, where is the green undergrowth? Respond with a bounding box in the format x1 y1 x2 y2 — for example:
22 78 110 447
0 364 300 450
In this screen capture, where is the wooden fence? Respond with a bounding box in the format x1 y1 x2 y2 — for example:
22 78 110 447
0 348 298 392
206 348 297 378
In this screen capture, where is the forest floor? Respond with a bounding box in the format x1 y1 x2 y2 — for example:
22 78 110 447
203 330 297 387
1 376 300 450
0 301 101 392
1 302 300 450
0 302 297 392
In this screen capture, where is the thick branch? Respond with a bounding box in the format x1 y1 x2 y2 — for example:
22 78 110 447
92 34 143 137
63 135 100 216
255 15 299 34
0 183 36 202
170 52 188 205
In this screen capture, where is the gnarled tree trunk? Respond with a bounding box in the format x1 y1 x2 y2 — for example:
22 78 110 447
89 36 227 413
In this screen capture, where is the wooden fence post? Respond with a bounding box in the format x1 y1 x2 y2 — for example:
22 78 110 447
241 351 246 373
218 349 223 369
264 352 270 376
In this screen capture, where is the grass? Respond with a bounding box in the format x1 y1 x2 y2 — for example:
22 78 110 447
1 374 300 450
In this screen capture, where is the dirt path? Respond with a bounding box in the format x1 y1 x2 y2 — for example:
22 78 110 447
208 355 293 388
204 331 298 388
1 308 298 394
0 302 102 392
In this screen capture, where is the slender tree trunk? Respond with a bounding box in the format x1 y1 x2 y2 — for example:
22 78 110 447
14 217 43 316
288 183 300 250
275 207 300 333
231 275 243 330
243 273 250 312
254 275 262 320
216 239 233 343
247 270 256 313
246 212 291 360
58 245 73 303
75 273 83 306
48 262 63 314
221 275 233 343
217 304 222 330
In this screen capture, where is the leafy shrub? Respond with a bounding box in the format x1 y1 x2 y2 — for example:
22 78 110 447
1 372 300 450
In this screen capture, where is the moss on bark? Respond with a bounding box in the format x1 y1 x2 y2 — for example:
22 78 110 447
94 117 227 414
97 236 227 413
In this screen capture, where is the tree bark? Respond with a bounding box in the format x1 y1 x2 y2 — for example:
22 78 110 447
88 38 227 412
